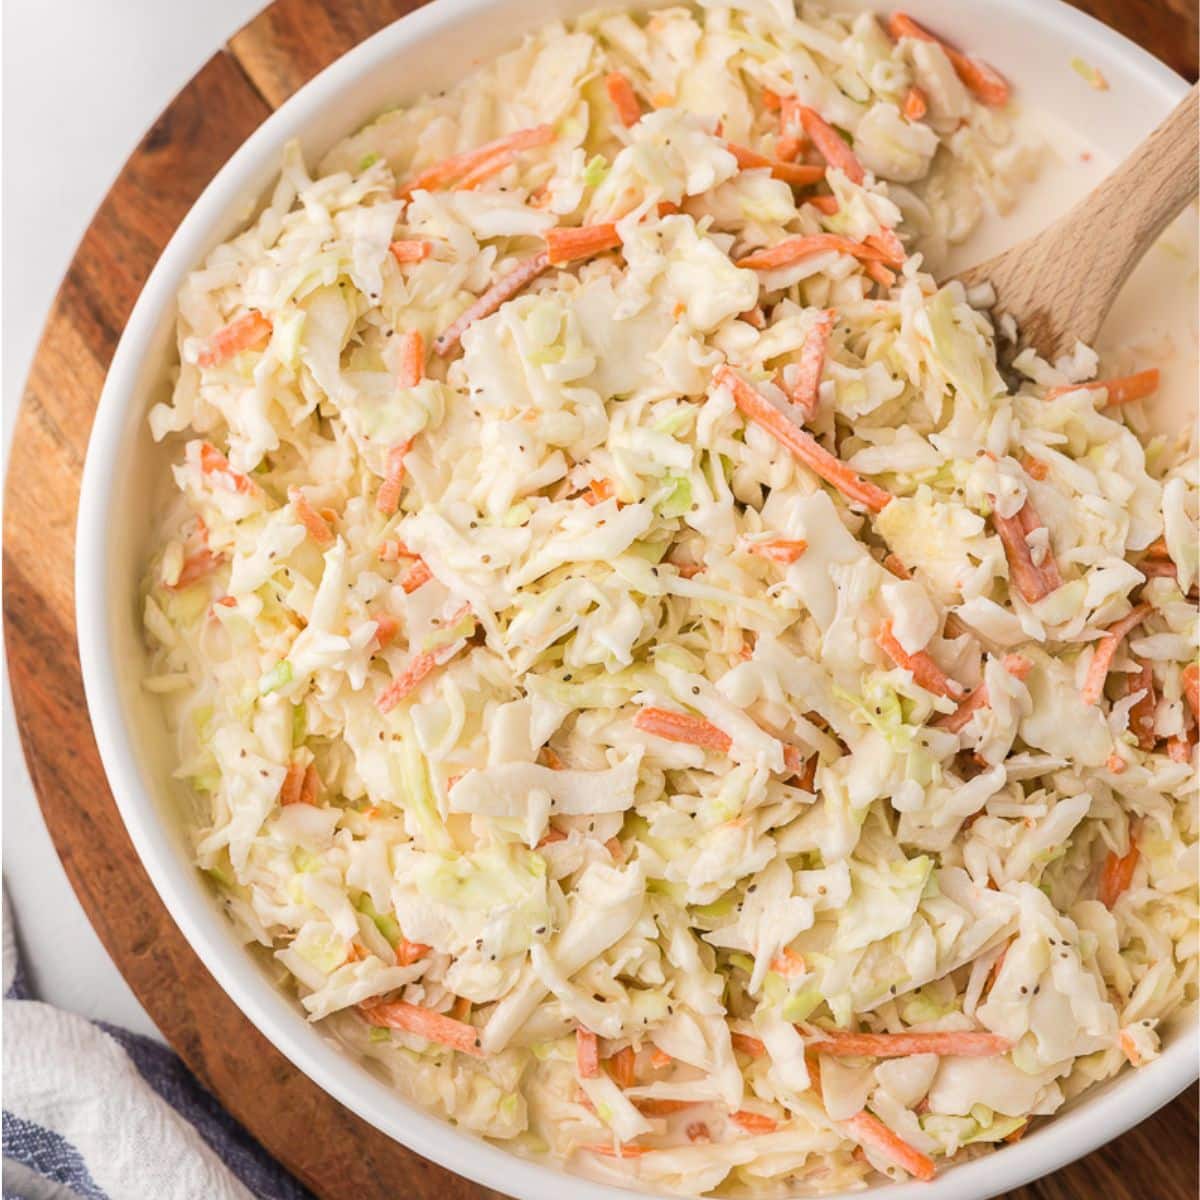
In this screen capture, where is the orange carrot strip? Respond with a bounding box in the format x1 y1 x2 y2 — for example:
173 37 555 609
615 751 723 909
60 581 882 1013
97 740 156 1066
762 87 783 111
726 142 826 187
903 85 928 120
401 559 433 594
934 654 1031 732
635 1098 696 1116
605 70 642 127
1081 605 1151 705
1004 1121 1029 1144
359 1000 484 1057
775 133 804 162
1021 454 1049 481
731 1110 779 1135
397 330 425 389
1044 369 1160 405
395 937 430 966
579 1143 652 1159
196 311 272 367
389 239 433 264
864 228 906 267
795 105 864 185
171 548 223 590
864 260 896 290
434 252 550 355
1016 501 1063 590
399 124 555 196
770 948 807 977
376 438 414 516
841 1109 936 1181
883 553 911 580
808 194 840 215
806 1029 1010 1058
735 233 886 271
782 744 807 776
1184 664 1200 719
540 747 566 770
373 614 400 649
456 148 516 190
538 825 568 847
992 504 1054 604
788 309 834 420
198 442 259 497
877 621 964 699
717 366 892 512
886 12 1010 107
608 1045 637 1088
288 487 335 546
299 764 320 806
1098 843 1139 908
649 1048 672 1070
634 707 732 753
731 1032 768 1058
377 620 470 712
546 223 622 265
739 306 767 329
1127 659 1158 750
278 761 306 807
748 538 809 565
577 1028 600 1078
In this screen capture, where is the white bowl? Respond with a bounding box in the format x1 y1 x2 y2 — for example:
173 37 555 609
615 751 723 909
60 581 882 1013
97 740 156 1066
76 2 1198 1197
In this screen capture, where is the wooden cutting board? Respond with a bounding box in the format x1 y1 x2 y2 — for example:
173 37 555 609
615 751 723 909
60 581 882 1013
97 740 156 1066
4 2 1196 1197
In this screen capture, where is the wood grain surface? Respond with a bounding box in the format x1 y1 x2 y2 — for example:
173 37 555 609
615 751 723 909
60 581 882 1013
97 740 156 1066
3 2 1196 1198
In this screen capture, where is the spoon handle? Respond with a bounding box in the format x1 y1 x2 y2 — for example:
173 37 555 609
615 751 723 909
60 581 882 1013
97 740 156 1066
960 83 1198 358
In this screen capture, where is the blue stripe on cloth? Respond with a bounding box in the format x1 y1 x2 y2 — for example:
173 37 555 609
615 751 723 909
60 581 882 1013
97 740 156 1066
97 1024 314 1200
2 1111 109 1200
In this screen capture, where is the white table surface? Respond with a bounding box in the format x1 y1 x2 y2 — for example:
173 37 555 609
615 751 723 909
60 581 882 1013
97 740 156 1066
3 0 266 1041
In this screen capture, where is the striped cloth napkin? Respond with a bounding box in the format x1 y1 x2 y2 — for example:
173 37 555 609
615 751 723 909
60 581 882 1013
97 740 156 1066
2 892 312 1200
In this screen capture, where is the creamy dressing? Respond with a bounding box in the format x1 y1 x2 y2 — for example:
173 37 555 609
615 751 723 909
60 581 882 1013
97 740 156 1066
943 110 1198 431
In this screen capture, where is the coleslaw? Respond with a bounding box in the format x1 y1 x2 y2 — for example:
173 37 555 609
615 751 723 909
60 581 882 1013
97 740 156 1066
141 2 1198 1192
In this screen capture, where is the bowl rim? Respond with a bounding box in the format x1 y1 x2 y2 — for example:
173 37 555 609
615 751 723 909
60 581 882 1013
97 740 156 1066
75 1 1198 1197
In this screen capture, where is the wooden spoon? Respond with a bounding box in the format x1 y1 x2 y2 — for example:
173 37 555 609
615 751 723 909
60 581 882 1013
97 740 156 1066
957 83 1199 359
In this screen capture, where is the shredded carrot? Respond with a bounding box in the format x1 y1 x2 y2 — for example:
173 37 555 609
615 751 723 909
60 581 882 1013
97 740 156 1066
449 995 472 1022
434 252 550 355
731 1032 767 1058
717 365 892 513
196 311 272 368
389 239 433 264
877 620 964 699
1118 1030 1142 1066
400 559 433 594
782 744 807 777
577 1028 600 1078
538 825 568 847
1021 454 1049 481
288 487 335 546
376 438 414 515
841 1109 936 1181
787 309 834 420
903 85 928 120
634 706 732 753
726 141 825 187
608 1045 637 1088
197 442 259 497
373 614 399 649
1105 752 1128 774
1003 1121 1028 1144
808 194 840 215
1098 843 1139 908
398 124 555 196
864 228 906 267
540 747 566 770
886 12 1010 107
379 538 414 562
863 260 896 290
747 538 809 565
883 553 912 580
731 1110 779 1135
806 1029 1011 1058
299 764 320 806
1016 500 1063 590
395 937 431 966
1127 659 1158 750
992 501 1059 604
359 1000 484 1057
171 548 223 590
770 948 807 977
397 330 425 388
794 105 865 185
456 148 515 190
635 1098 695 1116
775 132 804 162
649 1047 672 1070
934 654 1031 733
278 761 306 807
605 70 642 126
377 616 471 712
1045 368 1160 405
1081 605 1151 705
580 1143 652 1158
546 223 622 265
762 87 783 111
735 233 887 272
213 595 237 610
739 306 767 329
1182 663 1199 719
